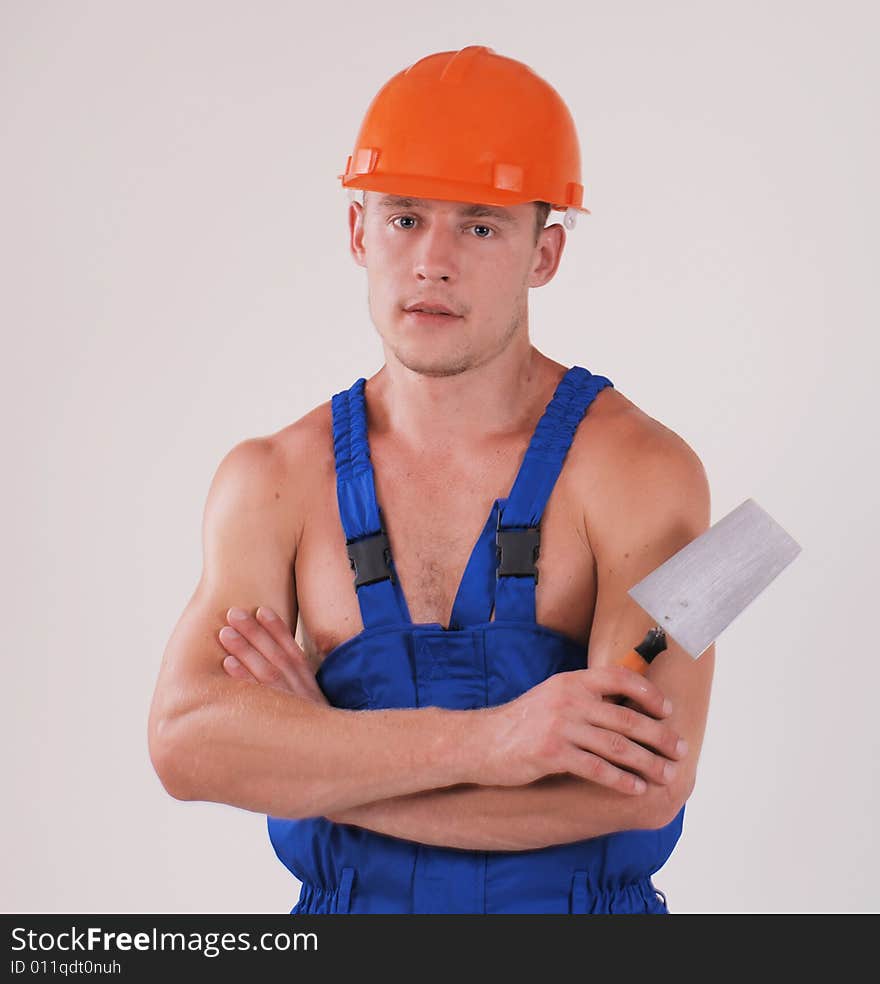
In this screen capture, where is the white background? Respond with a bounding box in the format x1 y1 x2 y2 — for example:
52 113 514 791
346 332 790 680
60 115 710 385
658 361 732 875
3 0 877 913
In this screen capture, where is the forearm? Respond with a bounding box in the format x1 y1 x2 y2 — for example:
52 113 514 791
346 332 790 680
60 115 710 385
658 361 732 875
327 773 671 851
151 675 488 819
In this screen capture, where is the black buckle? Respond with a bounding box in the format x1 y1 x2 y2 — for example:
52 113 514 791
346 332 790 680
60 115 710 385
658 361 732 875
496 522 541 581
346 530 395 588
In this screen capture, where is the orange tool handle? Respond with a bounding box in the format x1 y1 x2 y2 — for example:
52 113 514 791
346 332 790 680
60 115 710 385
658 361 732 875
622 626 667 670
608 627 668 701
616 647 651 675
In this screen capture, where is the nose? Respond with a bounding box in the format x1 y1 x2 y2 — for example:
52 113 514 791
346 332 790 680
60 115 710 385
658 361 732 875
413 222 458 283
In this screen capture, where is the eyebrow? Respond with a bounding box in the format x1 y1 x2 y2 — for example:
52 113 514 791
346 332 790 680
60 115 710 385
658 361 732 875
376 195 517 225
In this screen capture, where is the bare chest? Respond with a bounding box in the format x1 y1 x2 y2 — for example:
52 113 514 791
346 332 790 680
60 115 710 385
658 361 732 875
293 439 598 672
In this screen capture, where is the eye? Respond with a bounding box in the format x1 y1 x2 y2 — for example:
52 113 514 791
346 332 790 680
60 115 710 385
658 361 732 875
391 215 418 230
389 215 496 239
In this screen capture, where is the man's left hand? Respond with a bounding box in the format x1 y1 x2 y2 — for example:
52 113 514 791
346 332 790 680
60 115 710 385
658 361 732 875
218 607 329 705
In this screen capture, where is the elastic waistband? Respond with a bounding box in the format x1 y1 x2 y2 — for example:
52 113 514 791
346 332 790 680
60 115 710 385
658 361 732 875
290 867 355 915
569 870 667 914
288 869 668 915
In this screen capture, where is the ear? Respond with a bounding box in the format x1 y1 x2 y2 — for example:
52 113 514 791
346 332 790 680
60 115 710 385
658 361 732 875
527 223 566 288
349 198 366 268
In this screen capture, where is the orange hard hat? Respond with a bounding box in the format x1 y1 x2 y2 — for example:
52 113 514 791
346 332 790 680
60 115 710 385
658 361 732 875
338 45 590 229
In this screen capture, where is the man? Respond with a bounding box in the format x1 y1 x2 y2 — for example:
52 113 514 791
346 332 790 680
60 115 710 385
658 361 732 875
147 45 714 914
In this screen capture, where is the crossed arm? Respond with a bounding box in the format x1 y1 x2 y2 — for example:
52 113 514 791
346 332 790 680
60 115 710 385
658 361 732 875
213 426 715 852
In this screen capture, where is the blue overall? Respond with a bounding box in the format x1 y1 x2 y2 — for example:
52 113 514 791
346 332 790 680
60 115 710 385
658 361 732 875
268 365 684 914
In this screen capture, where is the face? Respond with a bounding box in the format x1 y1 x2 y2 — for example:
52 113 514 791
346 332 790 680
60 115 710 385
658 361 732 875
348 192 565 377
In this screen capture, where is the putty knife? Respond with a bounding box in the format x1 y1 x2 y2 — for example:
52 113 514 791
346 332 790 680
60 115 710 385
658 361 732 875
616 498 802 674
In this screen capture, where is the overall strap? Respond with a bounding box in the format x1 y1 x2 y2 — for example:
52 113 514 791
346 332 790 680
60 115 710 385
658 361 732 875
331 378 411 628
493 366 614 622
446 498 503 630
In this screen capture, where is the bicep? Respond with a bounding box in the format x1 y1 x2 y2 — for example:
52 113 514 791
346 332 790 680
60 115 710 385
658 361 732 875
586 423 715 811
149 437 298 745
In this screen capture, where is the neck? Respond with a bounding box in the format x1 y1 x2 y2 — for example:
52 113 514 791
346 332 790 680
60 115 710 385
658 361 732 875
367 341 561 454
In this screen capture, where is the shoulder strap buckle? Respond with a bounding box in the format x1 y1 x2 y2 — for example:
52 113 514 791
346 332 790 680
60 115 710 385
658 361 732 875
346 530 395 588
496 523 541 581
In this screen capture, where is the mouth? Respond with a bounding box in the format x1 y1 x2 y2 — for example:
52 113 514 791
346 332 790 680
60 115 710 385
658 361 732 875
403 304 463 322
405 310 460 322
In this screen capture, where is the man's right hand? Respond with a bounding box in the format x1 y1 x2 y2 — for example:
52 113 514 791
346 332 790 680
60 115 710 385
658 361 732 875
478 667 688 795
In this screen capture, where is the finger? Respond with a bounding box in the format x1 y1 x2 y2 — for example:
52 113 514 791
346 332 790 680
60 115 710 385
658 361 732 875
254 606 298 655
587 700 688 763
579 666 672 719
218 623 290 691
561 746 648 795
220 617 328 704
227 608 293 669
222 653 257 683
565 720 678 787
226 608 317 695
253 607 329 704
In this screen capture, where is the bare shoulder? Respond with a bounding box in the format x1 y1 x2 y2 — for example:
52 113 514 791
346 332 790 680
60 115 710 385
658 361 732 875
268 399 336 504
568 385 712 559
577 384 708 472
207 399 335 549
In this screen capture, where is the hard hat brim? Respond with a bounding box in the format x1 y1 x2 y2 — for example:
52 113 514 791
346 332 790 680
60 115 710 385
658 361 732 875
339 171 590 216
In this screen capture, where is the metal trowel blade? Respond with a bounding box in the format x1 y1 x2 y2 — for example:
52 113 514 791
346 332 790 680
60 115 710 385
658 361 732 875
627 498 802 659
